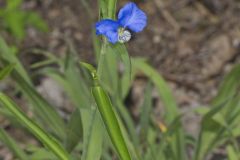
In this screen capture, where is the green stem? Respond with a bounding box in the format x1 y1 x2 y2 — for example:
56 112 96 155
108 0 117 18
81 63 132 160
97 38 107 80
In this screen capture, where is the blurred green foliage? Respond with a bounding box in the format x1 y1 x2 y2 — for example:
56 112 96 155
0 0 48 40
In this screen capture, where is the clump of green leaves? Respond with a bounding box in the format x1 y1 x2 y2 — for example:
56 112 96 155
0 0 48 39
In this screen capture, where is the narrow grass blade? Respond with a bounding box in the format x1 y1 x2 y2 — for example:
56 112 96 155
0 63 15 80
29 147 57 160
82 109 103 160
212 64 240 106
0 93 70 160
132 58 178 122
63 51 91 109
0 128 28 160
194 64 240 160
132 58 186 160
115 100 139 151
0 36 31 83
64 108 83 152
116 109 141 160
140 82 153 142
12 71 66 140
227 145 239 160
30 59 56 69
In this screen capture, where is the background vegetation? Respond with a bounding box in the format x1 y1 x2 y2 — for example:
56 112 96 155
0 0 240 160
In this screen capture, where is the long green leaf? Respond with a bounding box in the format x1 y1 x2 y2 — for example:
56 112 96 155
0 93 70 160
0 37 66 139
92 85 132 160
12 71 66 140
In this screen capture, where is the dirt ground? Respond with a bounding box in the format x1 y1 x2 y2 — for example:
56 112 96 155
21 0 240 105
1 0 240 159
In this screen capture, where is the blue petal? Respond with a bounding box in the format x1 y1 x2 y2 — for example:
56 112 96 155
105 31 119 44
95 19 120 43
118 2 147 33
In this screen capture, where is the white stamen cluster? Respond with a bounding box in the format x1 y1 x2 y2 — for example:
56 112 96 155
118 29 131 43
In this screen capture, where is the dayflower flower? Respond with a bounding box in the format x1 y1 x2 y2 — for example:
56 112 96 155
95 2 147 44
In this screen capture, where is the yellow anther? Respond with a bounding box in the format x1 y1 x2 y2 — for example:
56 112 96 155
158 121 167 133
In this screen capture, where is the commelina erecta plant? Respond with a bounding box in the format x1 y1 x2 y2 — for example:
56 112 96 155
95 2 147 44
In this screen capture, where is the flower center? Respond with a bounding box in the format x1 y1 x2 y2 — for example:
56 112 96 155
118 28 131 43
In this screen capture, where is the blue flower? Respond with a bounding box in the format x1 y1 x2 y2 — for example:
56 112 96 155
95 2 147 44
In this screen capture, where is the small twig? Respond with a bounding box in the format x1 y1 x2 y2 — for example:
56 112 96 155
79 0 94 20
194 1 219 24
153 0 181 32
